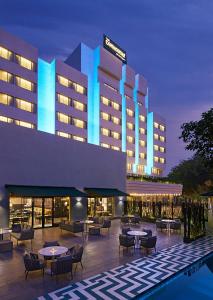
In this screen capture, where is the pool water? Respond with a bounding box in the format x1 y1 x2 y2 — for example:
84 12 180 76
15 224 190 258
140 253 213 300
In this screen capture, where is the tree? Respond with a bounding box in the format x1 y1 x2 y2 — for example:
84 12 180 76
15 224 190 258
180 108 213 166
167 156 213 196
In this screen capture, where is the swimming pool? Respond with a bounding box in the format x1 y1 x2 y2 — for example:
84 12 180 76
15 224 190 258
139 253 213 300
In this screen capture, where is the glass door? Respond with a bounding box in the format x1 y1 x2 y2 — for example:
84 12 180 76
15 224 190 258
33 198 43 228
44 198 53 227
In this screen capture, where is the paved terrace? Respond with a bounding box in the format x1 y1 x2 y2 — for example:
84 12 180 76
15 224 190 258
0 219 182 300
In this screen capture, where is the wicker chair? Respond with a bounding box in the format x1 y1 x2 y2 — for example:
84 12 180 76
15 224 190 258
51 255 73 280
140 236 157 252
23 253 45 279
71 245 84 271
119 234 135 252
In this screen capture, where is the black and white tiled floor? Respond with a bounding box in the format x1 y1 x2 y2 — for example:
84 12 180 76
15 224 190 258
38 236 213 300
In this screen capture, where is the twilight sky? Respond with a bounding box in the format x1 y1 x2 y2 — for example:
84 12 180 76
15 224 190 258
1 0 212 174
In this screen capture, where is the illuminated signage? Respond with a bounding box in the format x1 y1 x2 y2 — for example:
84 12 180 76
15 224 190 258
103 35 127 64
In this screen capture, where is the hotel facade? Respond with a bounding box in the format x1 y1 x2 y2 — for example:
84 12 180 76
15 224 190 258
0 28 182 228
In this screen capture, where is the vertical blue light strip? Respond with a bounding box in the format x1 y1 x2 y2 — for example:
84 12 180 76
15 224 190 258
81 44 100 145
133 74 139 173
37 58 55 134
120 65 126 152
146 111 154 175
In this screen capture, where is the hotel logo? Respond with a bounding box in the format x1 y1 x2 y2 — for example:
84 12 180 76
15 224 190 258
103 35 127 64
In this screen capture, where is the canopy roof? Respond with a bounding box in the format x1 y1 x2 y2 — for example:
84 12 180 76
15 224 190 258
84 188 128 197
5 185 87 197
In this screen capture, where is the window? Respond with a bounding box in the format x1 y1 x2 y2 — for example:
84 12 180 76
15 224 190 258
73 100 85 111
137 164 144 173
111 145 120 151
160 157 165 164
57 112 70 124
15 76 34 92
160 135 165 142
139 115 145 122
111 131 120 140
160 146 165 153
73 118 85 129
152 167 162 175
111 116 120 125
0 70 13 83
14 120 34 129
15 54 34 71
127 163 132 172
154 133 159 140
101 112 110 121
73 83 86 95
72 135 85 142
154 156 159 163
101 127 110 136
0 93 13 105
111 101 120 111
57 131 70 138
160 125 165 132
139 127 145 134
101 143 110 148
154 145 159 151
101 96 110 106
127 135 134 143
127 122 134 130
0 115 13 123
0 46 12 60
154 122 159 129
57 75 69 87
126 108 134 117
139 153 146 159
16 99 34 113
57 94 71 106
104 82 118 93
140 140 146 147
127 150 134 157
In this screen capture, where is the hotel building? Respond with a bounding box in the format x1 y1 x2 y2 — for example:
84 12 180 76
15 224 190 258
0 28 182 228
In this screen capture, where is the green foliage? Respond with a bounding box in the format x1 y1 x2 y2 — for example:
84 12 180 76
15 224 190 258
168 156 213 195
180 108 213 166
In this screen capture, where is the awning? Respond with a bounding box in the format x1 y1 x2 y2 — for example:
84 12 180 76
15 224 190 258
201 190 213 197
84 188 129 197
5 185 87 197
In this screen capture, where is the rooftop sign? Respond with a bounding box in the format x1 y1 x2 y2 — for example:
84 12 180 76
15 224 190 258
103 35 127 64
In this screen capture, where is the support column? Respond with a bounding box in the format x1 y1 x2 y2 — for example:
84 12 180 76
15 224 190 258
70 197 88 221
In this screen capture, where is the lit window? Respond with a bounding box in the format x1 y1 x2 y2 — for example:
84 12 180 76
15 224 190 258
154 122 159 129
72 135 85 142
111 131 120 140
57 131 70 138
57 112 70 124
160 125 165 131
154 145 159 151
139 115 145 122
127 135 134 143
127 150 134 157
58 75 69 87
15 76 34 92
15 55 34 71
101 127 110 136
0 93 12 105
140 140 145 147
16 99 34 113
137 164 144 173
152 167 162 175
160 146 165 153
0 70 13 83
139 127 145 134
127 122 134 130
58 94 70 106
73 100 85 111
73 118 85 129
139 153 146 159
73 82 86 95
127 163 132 171
111 116 120 125
160 157 165 164
126 108 134 117
160 135 165 142
0 46 12 60
15 120 34 129
0 115 13 123
111 146 120 151
101 96 110 106
101 143 110 148
111 101 120 111
154 156 159 163
101 112 110 121
154 133 159 140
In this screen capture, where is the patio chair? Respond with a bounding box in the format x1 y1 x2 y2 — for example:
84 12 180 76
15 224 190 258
170 221 181 232
101 219 111 233
156 220 167 231
119 234 135 252
140 236 157 253
121 227 131 235
121 216 129 225
142 229 152 237
71 244 84 271
131 216 141 225
23 253 45 280
11 228 34 247
51 255 73 280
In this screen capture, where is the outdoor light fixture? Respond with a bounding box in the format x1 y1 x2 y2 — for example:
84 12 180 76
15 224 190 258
119 196 124 201
76 197 82 202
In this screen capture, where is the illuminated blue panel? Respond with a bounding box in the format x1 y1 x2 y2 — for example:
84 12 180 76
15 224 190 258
146 111 154 175
81 44 100 145
133 74 139 173
145 87 149 111
120 65 126 152
37 59 55 134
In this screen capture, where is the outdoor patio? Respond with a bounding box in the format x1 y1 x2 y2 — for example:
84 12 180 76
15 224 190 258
0 219 183 300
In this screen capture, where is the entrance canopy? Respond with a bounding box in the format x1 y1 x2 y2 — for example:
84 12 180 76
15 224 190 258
84 188 128 197
5 185 87 198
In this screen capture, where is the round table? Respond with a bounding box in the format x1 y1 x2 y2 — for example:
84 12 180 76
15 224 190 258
161 219 176 233
127 230 147 248
80 220 94 233
0 228 12 241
